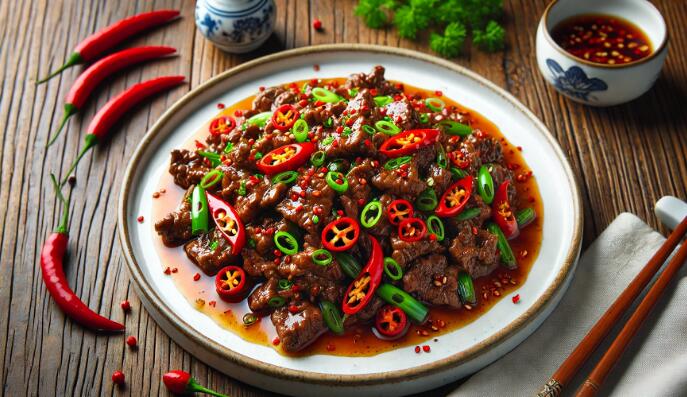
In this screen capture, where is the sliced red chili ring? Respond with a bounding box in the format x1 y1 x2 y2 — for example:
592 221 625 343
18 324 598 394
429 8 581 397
374 305 408 338
378 129 439 158
435 176 473 218
256 142 315 175
492 179 520 239
321 217 360 252
398 217 427 242
449 150 470 169
386 199 414 225
342 236 383 315
271 104 299 131
205 192 246 255
209 115 236 136
215 265 249 302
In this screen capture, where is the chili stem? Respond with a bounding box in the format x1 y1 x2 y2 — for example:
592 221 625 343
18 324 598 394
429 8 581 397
36 52 83 85
46 104 78 148
188 378 229 397
61 134 98 186
50 173 70 234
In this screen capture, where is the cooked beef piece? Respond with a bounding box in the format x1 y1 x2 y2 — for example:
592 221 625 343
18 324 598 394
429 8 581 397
271 301 327 352
456 137 483 175
155 188 193 247
234 178 289 223
344 296 385 327
242 248 278 278
169 149 211 189
390 234 445 268
414 144 437 173
253 86 285 111
403 254 461 308
372 158 427 200
345 90 374 116
448 223 500 278
344 158 376 205
277 172 335 235
466 135 503 164
366 193 395 238
272 90 298 109
279 246 345 282
248 278 279 313
344 65 398 95
226 140 255 170
323 116 375 158
488 163 518 205
184 228 235 276
384 98 417 131
218 164 250 201
302 101 347 127
294 273 346 303
428 163 452 197
245 218 290 256
339 195 359 220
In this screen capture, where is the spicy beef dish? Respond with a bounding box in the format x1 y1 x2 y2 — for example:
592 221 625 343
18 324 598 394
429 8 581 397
153 66 543 355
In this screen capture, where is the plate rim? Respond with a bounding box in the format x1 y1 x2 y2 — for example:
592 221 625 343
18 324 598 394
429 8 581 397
117 43 583 385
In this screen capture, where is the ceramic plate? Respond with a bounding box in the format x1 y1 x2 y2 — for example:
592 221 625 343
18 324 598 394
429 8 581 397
118 44 582 397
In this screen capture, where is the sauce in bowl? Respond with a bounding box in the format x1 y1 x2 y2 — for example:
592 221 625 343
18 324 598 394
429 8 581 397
551 14 652 65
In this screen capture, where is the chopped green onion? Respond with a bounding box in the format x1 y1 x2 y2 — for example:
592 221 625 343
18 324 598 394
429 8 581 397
247 238 256 248
451 167 468 179
242 313 258 326
342 127 352 136
383 257 403 281
301 84 310 93
200 169 224 189
437 145 448 169
325 117 333 127
247 111 272 127
516 207 537 228
292 119 309 142
254 152 263 160
238 180 247 196
191 186 209 235
425 97 445 112
455 207 481 222
320 300 345 335
384 156 412 170
373 96 393 107
376 283 429 324
321 136 335 146
457 272 477 305
416 189 438 211
272 171 298 185
274 231 298 255
487 223 517 269
312 87 340 103
312 249 333 266
334 252 361 279
362 124 376 135
326 171 348 193
438 120 472 137
223 142 234 153
426 215 445 241
312 215 320 224
197 150 221 167
360 200 383 228
419 113 429 124
278 279 293 290
348 88 359 97
268 296 286 307
478 165 495 204
375 120 401 135
311 151 326 166
209 240 219 251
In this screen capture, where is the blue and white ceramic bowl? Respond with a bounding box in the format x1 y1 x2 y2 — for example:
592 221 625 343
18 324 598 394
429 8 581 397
195 0 276 54
536 0 668 106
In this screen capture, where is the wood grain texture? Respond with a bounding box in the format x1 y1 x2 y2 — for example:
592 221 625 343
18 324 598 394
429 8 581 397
0 0 684 396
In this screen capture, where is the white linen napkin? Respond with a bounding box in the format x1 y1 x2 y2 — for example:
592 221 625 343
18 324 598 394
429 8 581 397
449 212 687 397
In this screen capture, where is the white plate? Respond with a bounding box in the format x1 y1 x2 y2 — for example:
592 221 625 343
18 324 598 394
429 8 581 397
118 44 582 397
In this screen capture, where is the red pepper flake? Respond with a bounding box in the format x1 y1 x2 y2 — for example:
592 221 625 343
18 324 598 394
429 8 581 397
291 193 299 201
296 204 304 212
393 95 402 101
313 18 322 30
259 86 265 92
314 100 325 107
126 335 137 348
472 226 478 235
372 160 380 168
507 163 521 171
284 255 292 264
429 234 437 241
434 90 443 97
193 273 201 281
273 249 283 257
312 190 322 198
195 140 206 149
171 267 178 273
120 300 131 312
164 267 171 275
414 346 421 353
357 198 365 206
395 83 404 90
273 258 281 265
137 215 144 223
288 305 299 314
517 146 523 151
299 190 307 198
423 345 431 353
208 300 216 307
111 370 125 385
298 99 308 107
216 103 225 109
369 88 378 96
152 191 160 199
313 64 320 72
326 343 336 351
272 337 281 346
332 140 339 148
364 139 371 147
512 294 521 304
313 206 323 215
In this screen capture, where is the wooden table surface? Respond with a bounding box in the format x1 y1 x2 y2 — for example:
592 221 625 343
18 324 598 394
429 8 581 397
1 0 685 395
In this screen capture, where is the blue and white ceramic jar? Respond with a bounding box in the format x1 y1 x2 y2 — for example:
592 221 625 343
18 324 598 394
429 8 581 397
195 0 276 53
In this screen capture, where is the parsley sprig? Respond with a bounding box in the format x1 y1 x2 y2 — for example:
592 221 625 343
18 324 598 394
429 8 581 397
354 0 506 58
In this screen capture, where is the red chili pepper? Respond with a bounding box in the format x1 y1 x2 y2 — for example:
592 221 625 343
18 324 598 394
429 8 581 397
163 370 229 396
46 46 177 147
342 236 383 315
37 9 180 84
40 174 125 332
321 217 360 252
449 151 470 169
386 199 414 225
271 104 299 131
398 217 427 242
375 305 408 338
492 180 520 239
205 192 246 255
379 129 439 158
435 176 473 218
209 115 236 136
214 266 249 302
112 370 125 385
61 75 185 184
256 142 314 175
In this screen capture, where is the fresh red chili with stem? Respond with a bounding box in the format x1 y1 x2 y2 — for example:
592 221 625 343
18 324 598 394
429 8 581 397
378 129 439 158
398 217 427 242
61 75 185 185
342 235 383 315
374 305 408 338
271 104 299 131
256 142 315 175
40 174 125 332
321 217 360 252
492 180 520 239
386 199 414 225
37 9 180 84
206 192 246 255
435 176 473 218
215 266 250 303
46 46 177 147
162 370 229 397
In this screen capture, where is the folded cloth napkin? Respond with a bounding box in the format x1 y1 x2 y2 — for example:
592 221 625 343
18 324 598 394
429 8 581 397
449 212 687 397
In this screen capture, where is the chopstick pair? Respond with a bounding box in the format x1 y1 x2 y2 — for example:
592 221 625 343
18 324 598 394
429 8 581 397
537 216 687 397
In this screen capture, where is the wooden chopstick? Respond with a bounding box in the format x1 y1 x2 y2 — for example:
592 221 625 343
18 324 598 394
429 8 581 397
537 216 687 397
576 233 687 397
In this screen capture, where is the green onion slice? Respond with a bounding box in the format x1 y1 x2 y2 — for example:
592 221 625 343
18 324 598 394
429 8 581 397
438 120 472 137
376 283 429 324
247 111 272 127
360 200 383 228
487 223 517 269
191 185 209 235
200 169 224 189
425 97 445 112
516 207 537 228
478 165 495 204
455 207 481 222
384 156 412 170
292 119 309 142
326 171 348 193
437 145 448 169
373 96 393 107
272 171 298 185
311 249 333 266
242 312 258 326
375 120 401 135
416 189 438 211
362 124 376 135
451 167 468 180
383 257 403 281
320 300 345 335
274 231 298 255
197 150 221 167
457 272 477 305
334 252 361 279
268 296 286 308
419 113 429 124
223 142 234 154
278 279 293 290
312 87 340 103
426 215 445 241
310 151 326 166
